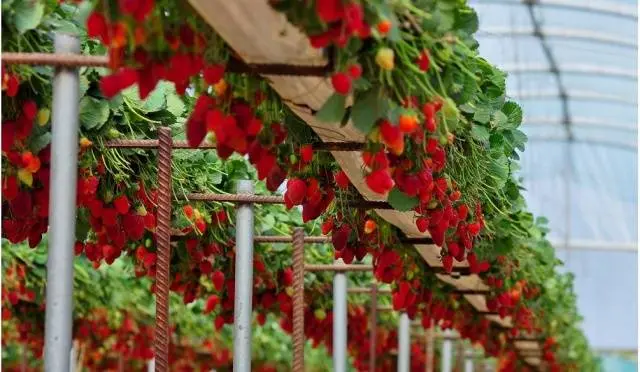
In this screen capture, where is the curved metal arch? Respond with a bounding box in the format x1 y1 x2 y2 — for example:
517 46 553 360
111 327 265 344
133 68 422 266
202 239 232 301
472 0 637 20
501 64 638 80
524 116 636 132
508 90 638 105
527 136 637 151
477 27 637 49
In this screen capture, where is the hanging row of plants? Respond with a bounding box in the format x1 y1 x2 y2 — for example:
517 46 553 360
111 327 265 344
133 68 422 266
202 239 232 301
1 0 597 371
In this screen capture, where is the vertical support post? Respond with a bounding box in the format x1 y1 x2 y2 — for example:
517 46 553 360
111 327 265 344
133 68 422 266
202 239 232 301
369 284 377 372
441 330 453 372
397 312 410 372
292 227 305 372
154 127 173 371
455 340 465 371
464 348 474 372
333 259 347 372
233 180 255 372
425 319 434 372
44 32 80 372
147 359 155 372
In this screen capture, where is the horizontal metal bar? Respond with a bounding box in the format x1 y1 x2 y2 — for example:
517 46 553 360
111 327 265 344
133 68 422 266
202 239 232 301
254 235 330 244
455 289 492 295
304 264 373 272
478 27 637 48
106 139 363 152
501 64 637 80
527 136 638 150
524 117 636 132
1 52 109 67
185 193 392 209
472 0 637 19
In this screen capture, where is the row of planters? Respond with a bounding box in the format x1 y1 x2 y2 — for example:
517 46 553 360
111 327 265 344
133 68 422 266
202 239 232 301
1 0 596 371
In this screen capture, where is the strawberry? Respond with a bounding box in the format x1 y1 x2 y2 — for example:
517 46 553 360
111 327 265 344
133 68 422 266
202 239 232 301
331 72 352 95
2 176 18 201
442 254 453 273
282 268 294 286
335 170 350 189
143 252 156 269
416 217 429 233
377 20 392 35
364 219 376 234
398 114 418 133
348 64 362 79
285 178 307 206
212 270 225 292
300 144 313 163
204 294 220 314
215 315 226 330
321 218 334 235
417 51 430 72
316 0 345 22
22 100 37 120
468 221 482 236
256 313 267 325
195 219 206 233
74 242 84 256
331 225 351 251
183 205 194 219
447 242 461 261
113 195 130 215
203 64 225 85
375 47 394 70
365 169 394 194
86 11 108 42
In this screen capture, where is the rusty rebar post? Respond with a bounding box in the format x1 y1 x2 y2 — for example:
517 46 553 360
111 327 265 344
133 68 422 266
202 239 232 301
154 127 173 372
369 284 378 372
292 228 305 372
426 319 434 372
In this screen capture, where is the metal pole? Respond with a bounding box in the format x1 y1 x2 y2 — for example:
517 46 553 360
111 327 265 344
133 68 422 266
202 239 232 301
233 180 255 372
398 312 410 372
441 330 453 372
369 284 377 372
147 359 155 372
465 348 474 372
425 319 434 372
44 33 80 372
333 259 347 372
292 227 305 372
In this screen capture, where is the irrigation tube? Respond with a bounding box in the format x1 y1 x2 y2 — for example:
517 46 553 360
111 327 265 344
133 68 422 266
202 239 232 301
397 312 410 372
44 33 80 372
441 330 453 372
233 180 255 372
333 260 347 372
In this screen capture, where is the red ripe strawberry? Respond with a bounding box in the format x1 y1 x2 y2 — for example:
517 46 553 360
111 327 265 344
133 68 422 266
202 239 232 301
212 270 225 292
348 64 362 79
379 120 402 147
74 241 84 256
183 205 194 219
144 213 156 229
306 178 320 199
102 245 118 263
447 242 461 261
113 195 130 215
416 217 429 233
143 252 156 269
285 178 307 206
199 260 213 274
417 51 430 72
282 268 294 286
331 225 351 251
215 315 226 330
442 254 453 273
204 294 220 314
86 11 108 42
186 115 207 148
300 144 313 163
101 208 118 226
316 0 345 22
2 176 18 201
468 221 481 236
203 64 225 85
195 219 206 233
321 218 334 235
22 100 37 120
135 246 147 262
335 170 350 189
467 252 478 268
256 313 267 326
331 72 352 95
254 258 265 273
457 204 469 220
5 74 19 97
365 169 394 194
340 246 355 264
478 261 490 273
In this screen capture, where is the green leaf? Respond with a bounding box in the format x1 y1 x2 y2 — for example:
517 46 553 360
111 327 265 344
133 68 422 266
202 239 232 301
455 8 479 34
470 124 490 142
142 84 168 112
79 75 90 97
502 101 523 128
79 96 110 130
315 93 347 123
473 106 491 124
30 132 51 153
491 111 509 129
13 0 45 34
351 89 388 134
166 93 185 117
510 129 527 151
387 188 419 212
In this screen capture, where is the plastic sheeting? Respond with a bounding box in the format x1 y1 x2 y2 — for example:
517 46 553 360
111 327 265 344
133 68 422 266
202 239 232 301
469 0 638 351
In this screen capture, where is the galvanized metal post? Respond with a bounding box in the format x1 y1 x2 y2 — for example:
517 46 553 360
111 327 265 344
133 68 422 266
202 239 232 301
333 259 347 372
464 348 474 372
147 359 155 372
441 330 453 372
398 312 410 372
233 180 255 372
44 32 80 372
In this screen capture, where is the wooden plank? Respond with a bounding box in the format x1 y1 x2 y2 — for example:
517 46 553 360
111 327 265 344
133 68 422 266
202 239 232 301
188 0 521 335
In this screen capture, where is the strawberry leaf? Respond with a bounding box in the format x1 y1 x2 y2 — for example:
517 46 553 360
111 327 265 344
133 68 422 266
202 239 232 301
387 187 419 211
352 89 388 134
315 93 347 123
